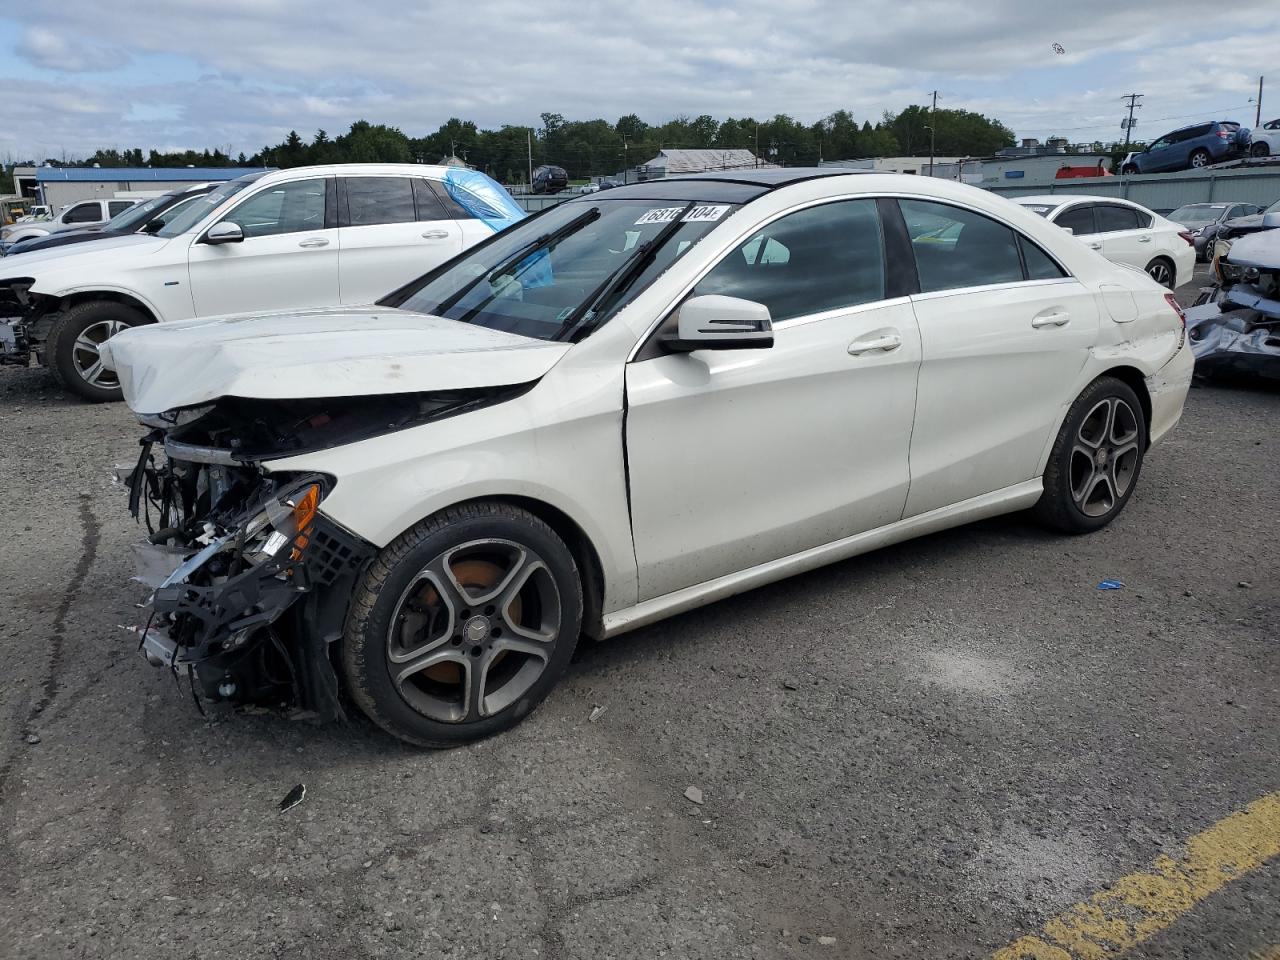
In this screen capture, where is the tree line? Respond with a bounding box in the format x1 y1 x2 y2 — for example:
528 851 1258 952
58 106 1020 184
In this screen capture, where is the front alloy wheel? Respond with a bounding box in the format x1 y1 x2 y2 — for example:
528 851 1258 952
343 502 582 747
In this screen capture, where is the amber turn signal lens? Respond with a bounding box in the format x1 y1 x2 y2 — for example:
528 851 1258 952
291 484 321 533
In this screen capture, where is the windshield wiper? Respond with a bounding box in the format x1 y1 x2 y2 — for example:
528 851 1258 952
436 206 602 315
554 202 695 343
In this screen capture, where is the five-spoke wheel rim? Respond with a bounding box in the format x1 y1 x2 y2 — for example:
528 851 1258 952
386 538 561 723
1070 397 1141 518
1146 261 1172 287
72 319 126 387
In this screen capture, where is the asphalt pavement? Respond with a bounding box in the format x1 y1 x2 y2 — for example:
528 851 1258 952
0 268 1276 959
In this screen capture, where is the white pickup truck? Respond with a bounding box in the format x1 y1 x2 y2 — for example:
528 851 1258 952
0 197 139 246
0 164 525 400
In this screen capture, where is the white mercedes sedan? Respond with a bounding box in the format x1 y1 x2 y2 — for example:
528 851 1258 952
103 169 1193 746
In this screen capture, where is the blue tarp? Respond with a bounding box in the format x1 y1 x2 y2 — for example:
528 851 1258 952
442 168 526 233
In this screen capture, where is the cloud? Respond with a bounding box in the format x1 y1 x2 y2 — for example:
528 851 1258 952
0 1 1277 157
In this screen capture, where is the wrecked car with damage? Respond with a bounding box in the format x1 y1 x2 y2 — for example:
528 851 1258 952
1185 217 1280 381
102 170 1193 747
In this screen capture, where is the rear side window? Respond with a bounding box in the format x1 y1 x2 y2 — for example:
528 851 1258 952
1183 124 1212 139
108 201 133 217
693 199 885 322
1096 205 1140 232
1019 236 1067 280
427 180 475 220
1054 205 1095 235
63 202 102 224
412 179 450 221
899 199 1023 293
345 177 415 226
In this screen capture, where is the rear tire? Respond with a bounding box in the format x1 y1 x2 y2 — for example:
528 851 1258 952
1144 257 1175 288
1189 148 1211 169
46 300 148 402
1252 142 1270 158
1035 377 1147 534
1121 164 1139 175
341 501 583 748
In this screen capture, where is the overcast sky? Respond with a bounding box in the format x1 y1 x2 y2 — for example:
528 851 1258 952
1 1 1277 162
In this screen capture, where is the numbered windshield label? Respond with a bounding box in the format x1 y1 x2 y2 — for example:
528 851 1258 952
682 204 729 222
635 207 684 225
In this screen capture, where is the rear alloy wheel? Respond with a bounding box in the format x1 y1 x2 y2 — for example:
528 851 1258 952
1252 142 1270 158
46 299 147 402
1144 257 1175 288
343 502 582 747
1189 148 1211 169
1035 377 1146 533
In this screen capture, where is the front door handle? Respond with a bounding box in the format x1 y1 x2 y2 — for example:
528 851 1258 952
1087 241 1102 250
848 332 903 355
1031 311 1070 328
298 237 329 248
421 229 451 240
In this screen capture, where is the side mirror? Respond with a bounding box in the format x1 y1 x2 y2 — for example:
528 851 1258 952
661 295 774 352
203 221 244 245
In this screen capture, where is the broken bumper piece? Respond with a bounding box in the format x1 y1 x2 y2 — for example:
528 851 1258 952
1185 298 1280 382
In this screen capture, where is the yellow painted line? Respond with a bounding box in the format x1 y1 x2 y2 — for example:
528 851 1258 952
993 792 1280 960
1248 947 1280 960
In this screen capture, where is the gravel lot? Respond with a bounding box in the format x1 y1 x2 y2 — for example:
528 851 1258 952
1 269 1277 959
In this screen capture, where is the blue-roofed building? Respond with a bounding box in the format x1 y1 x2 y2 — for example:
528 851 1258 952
34 165 272 210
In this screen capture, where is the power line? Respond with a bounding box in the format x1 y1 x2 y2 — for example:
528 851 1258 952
1014 103 1257 139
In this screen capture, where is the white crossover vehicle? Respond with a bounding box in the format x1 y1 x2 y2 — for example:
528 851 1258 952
103 170 1194 747
1015 195 1195 290
0 164 521 401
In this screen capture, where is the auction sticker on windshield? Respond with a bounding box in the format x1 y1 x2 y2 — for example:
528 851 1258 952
683 204 729 222
635 207 684 225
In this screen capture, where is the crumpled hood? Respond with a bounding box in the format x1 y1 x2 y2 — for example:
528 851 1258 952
1224 229 1280 270
100 305 571 413
0 233 170 275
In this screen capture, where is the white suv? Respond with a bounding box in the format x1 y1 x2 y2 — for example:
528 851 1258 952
0 164 522 400
0 197 138 246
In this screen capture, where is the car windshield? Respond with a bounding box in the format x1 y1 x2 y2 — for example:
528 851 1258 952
385 198 738 342
154 174 267 237
1169 203 1228 224
103 194 173 231
1266 199 1280 214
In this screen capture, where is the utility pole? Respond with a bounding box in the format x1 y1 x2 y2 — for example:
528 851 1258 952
527 129 533 191
928 90 937 176
1121 93 1143 150
1257 76 1265 128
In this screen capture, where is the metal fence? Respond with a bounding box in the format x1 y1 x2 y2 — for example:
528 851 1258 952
985 165 1280 213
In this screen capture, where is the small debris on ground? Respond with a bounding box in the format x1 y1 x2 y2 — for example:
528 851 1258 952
782 680 798 691
278 783 306 813
24 733 40 745
818 935 838 946
1097 579 1125 590
588 705 606 722
684 785 704 805
1238 580 1252 589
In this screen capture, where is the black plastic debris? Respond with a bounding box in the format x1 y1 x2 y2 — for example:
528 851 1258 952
278 783 306 813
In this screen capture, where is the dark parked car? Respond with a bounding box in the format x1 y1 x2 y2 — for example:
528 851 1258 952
1167 202 1261 260
2 183 216 257
531 165 569 195
1120 121 1251 174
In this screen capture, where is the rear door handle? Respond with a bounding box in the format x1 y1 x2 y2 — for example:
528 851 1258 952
1087 241 1102 250
1137 235 1152 243
421 229 451 240
1031 311 1070 328
298 237 329 248
848 332 903 355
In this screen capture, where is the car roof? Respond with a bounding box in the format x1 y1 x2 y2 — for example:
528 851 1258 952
563 168 873 204
260 163 466 181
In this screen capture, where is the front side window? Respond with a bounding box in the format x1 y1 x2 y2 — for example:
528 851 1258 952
155 174 266 237
1096 205 1140 232
224 179 326 238
900 199 1023 293
692 199 885 322
63 203 102 224
103 193 171 231
387 198 736 342
1054 205 1095 235
345 177 415 227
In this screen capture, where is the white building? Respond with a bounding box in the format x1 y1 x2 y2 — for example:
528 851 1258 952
639 149 774 179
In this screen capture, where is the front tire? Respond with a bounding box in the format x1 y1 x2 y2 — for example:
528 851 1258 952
46 300 147 402
1252 142 1270 158
342 502 583 747
1035 377 1147 534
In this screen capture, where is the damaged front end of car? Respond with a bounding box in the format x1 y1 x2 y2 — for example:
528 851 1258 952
1186 229 1280 382
124 387 523 718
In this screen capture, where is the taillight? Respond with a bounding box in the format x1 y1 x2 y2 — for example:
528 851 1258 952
1164 292 1186 330
1217 129 1231 139
1178 230 1195 246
